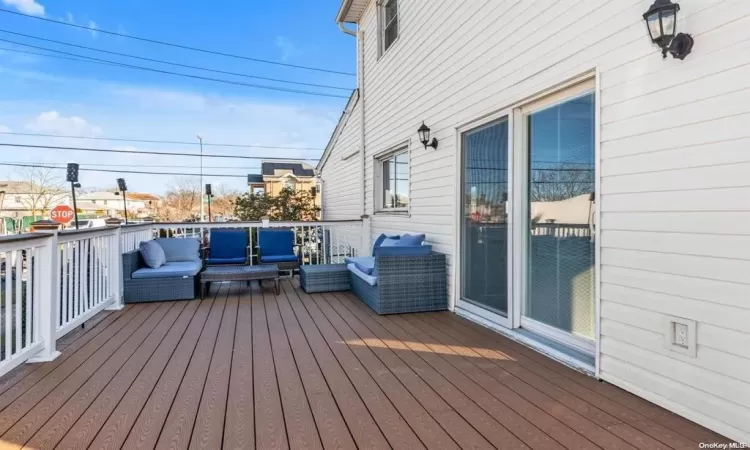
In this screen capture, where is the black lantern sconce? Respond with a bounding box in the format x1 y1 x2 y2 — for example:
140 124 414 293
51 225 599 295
417 122 438 150
643 0 693 60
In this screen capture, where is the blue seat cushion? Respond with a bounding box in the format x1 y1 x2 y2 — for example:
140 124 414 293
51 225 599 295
375 245 432 257
139 240 166 269
347 263 378 286
154 238 200 262
260 254 299 263
132 260 202 279
206 257 247 265
209 229 248 259
399 233 426 246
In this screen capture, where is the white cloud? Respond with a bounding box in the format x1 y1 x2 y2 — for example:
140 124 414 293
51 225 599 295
24 111 103 136
64 12 74 23
87 20 98 38
0 125 11 133
1 0 45 16
274 36 300 62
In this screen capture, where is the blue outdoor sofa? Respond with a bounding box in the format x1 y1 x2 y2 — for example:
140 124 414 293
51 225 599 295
346 234 447 314
123 238 202 303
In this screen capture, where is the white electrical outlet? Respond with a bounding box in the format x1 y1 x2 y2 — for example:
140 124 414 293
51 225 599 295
673 323 689 348
664 316 697 357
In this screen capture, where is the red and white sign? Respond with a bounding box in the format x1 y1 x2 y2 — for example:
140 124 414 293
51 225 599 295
50 205 75 224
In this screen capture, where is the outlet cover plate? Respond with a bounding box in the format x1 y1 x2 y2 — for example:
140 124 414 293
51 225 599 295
663 315 697 358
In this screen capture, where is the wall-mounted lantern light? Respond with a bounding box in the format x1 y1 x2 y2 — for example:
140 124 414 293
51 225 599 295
643 0 693 59
417 122 438 150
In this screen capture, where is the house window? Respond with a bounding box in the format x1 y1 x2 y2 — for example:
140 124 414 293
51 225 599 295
380 149 409 209
14 196 20 203
284 179 296 191
381 0 399 54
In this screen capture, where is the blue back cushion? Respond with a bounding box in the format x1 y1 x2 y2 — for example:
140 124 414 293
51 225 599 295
154 238 200 262
139 240 166 268
399 233 426 246
372 233 400 256
259 229 295 256
210 229 248 258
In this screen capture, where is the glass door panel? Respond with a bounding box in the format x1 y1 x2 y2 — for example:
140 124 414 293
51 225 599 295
461 118 509 316
526 92 595 341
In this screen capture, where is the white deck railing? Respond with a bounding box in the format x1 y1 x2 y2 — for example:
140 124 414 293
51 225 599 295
0 219 363 377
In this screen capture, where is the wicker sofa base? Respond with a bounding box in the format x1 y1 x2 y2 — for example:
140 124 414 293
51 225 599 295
123 276 198 303
349 252 448 315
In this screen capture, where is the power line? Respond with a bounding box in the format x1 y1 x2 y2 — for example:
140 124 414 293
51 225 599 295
0 29 353 91
0 142 320 161
3 161 262 170
0 161 250 177
0 131 325 151
0 7 356 76
0 38 351 99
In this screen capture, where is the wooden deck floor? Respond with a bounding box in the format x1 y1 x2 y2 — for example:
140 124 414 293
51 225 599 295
0 280 729 449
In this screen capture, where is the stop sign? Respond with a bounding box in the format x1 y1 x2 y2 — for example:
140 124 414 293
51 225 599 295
50 205 75 224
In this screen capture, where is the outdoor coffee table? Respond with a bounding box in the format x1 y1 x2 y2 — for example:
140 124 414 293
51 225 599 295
200 264 280 298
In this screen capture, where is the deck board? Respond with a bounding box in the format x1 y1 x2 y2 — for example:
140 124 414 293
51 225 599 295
0 280 730 450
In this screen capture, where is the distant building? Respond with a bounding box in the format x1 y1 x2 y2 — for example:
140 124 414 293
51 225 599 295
78 191 161 216
247 161 320 207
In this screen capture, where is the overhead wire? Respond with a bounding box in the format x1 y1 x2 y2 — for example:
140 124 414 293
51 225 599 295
0 7 356 76
0 161 251 177
0 131 325 151
0 38 351 98
0 29 353 91
1 161 262 170
0 143 320 161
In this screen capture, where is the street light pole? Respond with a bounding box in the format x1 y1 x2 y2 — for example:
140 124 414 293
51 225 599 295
66 163 80 230
197 135 204 223
117 178 128 224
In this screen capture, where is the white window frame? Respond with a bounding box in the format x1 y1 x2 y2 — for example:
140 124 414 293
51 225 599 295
374 140 410 214
378 0 399 58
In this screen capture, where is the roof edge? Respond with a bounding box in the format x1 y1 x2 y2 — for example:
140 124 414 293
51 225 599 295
336 0 367 23
317 89 360 173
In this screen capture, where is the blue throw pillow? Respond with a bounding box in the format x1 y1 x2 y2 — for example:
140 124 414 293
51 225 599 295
399 233 426 246
139 240 166 269
381 238 400 247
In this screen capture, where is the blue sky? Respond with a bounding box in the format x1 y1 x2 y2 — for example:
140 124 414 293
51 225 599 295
0 0 355 194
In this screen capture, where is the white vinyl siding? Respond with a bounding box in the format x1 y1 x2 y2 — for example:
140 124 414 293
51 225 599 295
320 100 362 222
335 0 750 443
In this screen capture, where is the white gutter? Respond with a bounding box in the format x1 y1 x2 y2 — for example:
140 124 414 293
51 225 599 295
357 29 366 218
338 21 357 36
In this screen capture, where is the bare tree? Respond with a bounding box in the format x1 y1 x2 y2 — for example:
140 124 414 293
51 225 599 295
208 184 240 219
530 164 594 203
13 167 68 218
155 177 201 221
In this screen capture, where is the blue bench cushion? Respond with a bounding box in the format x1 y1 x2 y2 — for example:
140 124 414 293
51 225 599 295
347 263 378 286
206 257 246 265
260 254 298 263
139 240 166 269
132 260 202 279
399 233 426 246
345 256 375 275
154 238 200 262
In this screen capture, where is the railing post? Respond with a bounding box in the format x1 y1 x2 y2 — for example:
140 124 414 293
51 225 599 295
29 220 61 362
105 218 125 310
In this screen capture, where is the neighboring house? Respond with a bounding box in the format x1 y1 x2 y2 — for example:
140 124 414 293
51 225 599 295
247 161 320 207
78 191 151 214
320 0 750 442
0 180 69 218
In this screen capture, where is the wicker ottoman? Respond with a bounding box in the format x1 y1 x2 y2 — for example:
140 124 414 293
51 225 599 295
300 264 350 293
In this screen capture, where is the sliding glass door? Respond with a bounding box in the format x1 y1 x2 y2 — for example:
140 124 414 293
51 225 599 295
523 87 596 346
459 118 510 321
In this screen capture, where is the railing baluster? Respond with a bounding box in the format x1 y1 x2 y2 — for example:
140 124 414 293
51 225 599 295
5 251 12 360
26 247 33 348
15 249 22 355
61 243 67 327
